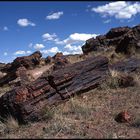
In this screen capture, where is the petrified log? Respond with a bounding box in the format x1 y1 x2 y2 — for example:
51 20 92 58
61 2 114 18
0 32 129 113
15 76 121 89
0 66 29 87
0 56 109 124
45 56 53 64
106 26 130 39
110 57 140 73
1 51 42 73
82 24 140 54
0 51 42 87
45 52 70 70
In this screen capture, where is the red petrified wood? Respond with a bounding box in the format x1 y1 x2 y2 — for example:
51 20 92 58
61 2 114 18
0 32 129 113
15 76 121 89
0 56 109 123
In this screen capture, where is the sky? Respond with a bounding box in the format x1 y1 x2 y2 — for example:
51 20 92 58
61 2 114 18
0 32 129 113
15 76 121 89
0 1 140 63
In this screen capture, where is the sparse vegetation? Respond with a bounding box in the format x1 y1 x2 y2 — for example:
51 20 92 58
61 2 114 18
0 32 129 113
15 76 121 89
0 23 140 139
0 85 12 97
5 115 19 131
66 54 85 64
0 51 139 138
0 82 139 138
42 106 55 121
131 118 140 128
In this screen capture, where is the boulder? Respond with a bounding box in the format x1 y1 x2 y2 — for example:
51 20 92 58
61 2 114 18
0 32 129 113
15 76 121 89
53 54 70 70
45 56 53 64
82 24 140 54
45 52 70 70
115 111 131 123
53 52 63 59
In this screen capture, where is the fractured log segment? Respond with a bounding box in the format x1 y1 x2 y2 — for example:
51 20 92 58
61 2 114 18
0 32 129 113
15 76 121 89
0 56 109 124
110 57 140 73
0 51 42 87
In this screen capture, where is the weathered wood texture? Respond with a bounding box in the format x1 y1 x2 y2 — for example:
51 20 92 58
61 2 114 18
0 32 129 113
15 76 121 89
0 56 140 124
82 24 140 54
0 56 109 123
109 57 140 73
0 51 42 87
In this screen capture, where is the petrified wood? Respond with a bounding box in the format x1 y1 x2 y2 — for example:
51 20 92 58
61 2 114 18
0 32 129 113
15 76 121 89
0 56 140 124
82 24 140 54
0 56 109 124
0 51 42 87
110 57 140 73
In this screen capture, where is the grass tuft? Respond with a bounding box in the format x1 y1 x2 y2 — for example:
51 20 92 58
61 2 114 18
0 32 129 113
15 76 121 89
5 115 19 130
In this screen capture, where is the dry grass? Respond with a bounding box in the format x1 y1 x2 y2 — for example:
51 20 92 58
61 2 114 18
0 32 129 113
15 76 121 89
0 115 19 138
85 46 131 65
132 72 140 87
0 84 139 138
0 65 139 138
66 54 85 64
5 116 19 130
0 85 12 97
0 47 140 138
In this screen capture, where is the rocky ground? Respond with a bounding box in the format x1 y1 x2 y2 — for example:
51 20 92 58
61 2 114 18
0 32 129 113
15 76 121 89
0 24 140 139
0 79 139 139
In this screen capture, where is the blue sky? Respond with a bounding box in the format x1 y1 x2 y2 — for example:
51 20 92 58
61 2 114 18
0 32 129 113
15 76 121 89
0 1 140 63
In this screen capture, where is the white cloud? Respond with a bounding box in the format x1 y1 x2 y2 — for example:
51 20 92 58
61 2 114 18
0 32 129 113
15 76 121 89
55 33 98 45
46 11 63 20
14 50 26 55
42 33 57 41
54 33 97 55
63 51 70 55
17 18 36 27
103 19 111 23
14 50 32 55
26 50 32 54
41 47 59 54
49 47 59 53
33 43 45 50
4 52 8 56
41 33 98 55
64 44 82 54
41 50 48 54
92 1 140 19
69 33 97 41
64 44 81 51
3 26 8 31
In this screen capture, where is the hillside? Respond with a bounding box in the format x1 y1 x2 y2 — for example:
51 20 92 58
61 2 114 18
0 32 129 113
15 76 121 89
0 24 140 139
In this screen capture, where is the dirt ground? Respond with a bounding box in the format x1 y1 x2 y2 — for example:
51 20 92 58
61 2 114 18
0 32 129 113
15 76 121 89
0 84 139 139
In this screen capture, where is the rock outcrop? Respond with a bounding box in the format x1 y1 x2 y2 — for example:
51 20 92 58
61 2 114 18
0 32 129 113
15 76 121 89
82 24 140 54
45 52 70 70
109 57 140 73
0 53 140 124
2 51 42 73
0 63 6 71
0 51 42 87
